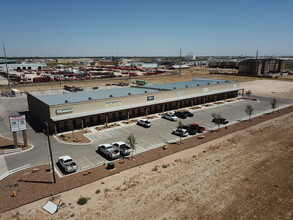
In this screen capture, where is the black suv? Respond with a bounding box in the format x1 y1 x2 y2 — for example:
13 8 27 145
175 111 193 119
212 118 229 124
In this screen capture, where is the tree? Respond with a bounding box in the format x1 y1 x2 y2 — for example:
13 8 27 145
245 104 254 121
270 98 277 113
245 90 252 98
211 113 222 130
126 133 137 159
66 119 75 139
177 120 184 144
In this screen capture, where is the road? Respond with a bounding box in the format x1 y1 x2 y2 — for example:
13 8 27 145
1 95 293 176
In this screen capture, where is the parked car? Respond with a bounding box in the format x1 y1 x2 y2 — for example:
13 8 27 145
162 113 178 121
112 141 132 156
58 155 78 173
212 118 229 125
137 119 152 128
172 128 189 137
98 144 120 159
174 111 187 119
175 111 193 119
183 123 206 134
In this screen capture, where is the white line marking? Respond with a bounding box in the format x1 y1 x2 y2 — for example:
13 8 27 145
82 156 94 166
81 165 91 170
96 161 105 166
141 140 156 148
54 166 63 178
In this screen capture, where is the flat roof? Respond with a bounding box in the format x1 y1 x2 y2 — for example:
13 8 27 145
35 87 158 106
33 78 237 106
51 87 242 121
143 78 235 90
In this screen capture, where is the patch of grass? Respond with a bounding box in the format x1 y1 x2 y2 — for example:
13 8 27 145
71 213 75 217
95 189 101 194
77 197 88 205
104 188 110 192
152 165 158 171
101 182 105 184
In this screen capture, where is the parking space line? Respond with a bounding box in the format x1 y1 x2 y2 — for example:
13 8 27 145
96 161 105 166
80 165 91 170
54 165 63 178
136 144 146 150
82 156 94 166
141 140 157 148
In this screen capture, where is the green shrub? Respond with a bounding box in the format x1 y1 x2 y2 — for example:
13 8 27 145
95 189 101 194
77 197 88 205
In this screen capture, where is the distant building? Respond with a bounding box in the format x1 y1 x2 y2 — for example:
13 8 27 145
57 58 93 64
208 60 239 69
238 59 285 75
131 63 158 69
93 60 119 66
0 63 47 72
185 54 196 61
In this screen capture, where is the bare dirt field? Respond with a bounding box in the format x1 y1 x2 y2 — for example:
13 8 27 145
240 80 293 98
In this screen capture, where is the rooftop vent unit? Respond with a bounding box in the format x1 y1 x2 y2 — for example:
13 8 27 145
65 100 69 103
197 84 200 86
173 87 176 89
128 92 131 95
109 95 113 97
145 91 148 93
88 97 92 100
207 83 210 85
186 85 188 88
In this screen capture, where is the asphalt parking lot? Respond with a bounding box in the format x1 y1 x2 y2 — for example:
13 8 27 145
1 95 293 177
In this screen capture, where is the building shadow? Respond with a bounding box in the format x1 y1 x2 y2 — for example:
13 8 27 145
18 111 45 133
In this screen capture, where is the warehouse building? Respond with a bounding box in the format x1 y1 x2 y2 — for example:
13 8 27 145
27 78 243 134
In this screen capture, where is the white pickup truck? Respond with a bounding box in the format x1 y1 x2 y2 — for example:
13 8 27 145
98 144 120 159
112 141 132 156
58 155 78 173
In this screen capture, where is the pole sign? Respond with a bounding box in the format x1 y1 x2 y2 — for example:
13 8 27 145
9 115 27 132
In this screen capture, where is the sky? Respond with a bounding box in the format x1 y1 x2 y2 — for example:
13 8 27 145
0 0 292 57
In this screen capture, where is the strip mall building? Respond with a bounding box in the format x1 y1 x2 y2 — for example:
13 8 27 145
27 78 243 134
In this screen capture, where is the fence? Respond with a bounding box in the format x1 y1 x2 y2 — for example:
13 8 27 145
0 164 30 181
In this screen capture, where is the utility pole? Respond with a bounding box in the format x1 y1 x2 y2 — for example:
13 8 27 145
179 48 182 76
45 122 56 184
3 43 12 95
256 49 258 60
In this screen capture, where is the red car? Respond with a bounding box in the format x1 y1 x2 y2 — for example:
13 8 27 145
183 124 205 134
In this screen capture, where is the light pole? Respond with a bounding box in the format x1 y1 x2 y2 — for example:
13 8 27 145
45 122 56 183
